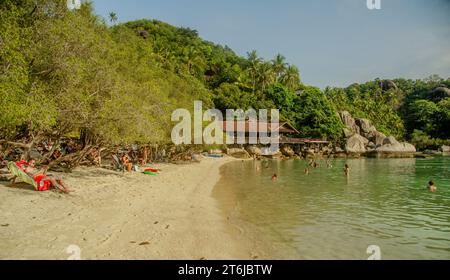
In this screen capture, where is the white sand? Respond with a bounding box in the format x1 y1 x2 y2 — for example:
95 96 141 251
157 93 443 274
0 157 264 260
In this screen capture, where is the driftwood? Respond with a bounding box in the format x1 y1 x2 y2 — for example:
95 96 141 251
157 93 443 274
47 145 93 171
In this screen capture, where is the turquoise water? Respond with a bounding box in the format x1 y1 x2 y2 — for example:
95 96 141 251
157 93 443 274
214 157 450 260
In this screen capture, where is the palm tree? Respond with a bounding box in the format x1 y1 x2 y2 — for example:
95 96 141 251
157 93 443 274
109 12 118 24
182 46 205 77
257 62 276 92
280 65 301 91
247 50 261 93
272 54 288 81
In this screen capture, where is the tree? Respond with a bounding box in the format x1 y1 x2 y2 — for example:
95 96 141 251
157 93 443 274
246 50 261 93
257 62 276 92
272 53 287 81
280 65 301 91
109 12 118 24
294 87 343 141
406 100 441 136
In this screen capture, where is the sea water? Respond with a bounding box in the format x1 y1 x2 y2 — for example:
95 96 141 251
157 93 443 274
213 157 450 260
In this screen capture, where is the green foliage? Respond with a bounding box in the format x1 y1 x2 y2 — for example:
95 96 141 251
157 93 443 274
325 80 405 138
410 130 450 151
406 100 441 137
294 87 344 140
2 0 447 151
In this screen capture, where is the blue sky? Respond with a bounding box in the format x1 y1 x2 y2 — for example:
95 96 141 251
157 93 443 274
91 0 450 88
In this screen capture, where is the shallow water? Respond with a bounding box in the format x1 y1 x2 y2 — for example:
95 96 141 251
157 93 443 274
214 157 450 260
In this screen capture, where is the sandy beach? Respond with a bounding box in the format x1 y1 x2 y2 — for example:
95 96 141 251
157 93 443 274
0 157 264 260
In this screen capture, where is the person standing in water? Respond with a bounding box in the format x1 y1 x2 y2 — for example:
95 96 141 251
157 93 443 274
344 164 350 177
428 181 437 192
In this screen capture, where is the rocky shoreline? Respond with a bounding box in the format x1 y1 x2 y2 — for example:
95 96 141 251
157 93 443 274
222 111 449 160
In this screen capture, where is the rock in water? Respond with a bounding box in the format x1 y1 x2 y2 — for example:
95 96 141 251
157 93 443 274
441 145 450 153
345 134 369 154
376 142 416 153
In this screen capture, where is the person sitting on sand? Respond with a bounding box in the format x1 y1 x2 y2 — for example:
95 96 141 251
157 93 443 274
121 154 133 173
272 173 278 182
89 148 101 167
21 160 71 193
428 181 437 193
344 164 350 176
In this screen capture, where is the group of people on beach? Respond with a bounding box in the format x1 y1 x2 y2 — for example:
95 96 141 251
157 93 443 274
113 146 150 173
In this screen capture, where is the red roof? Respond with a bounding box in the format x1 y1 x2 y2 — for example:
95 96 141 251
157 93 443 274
220 120 299 134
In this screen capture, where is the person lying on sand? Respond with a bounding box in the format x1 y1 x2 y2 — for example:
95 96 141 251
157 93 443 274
428 181 437 193
20 159 72 193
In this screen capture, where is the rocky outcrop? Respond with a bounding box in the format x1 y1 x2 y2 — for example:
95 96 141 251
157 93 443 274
355 118 377 140
345 134 368 154
227 148 250 159
430 87 450 103
338 111 416 157
246 146 262 156
383 136 398 145
376 142 416 153
339 111 360 136
281 146 295 157
372 131 387 146
380 80 398 91
441 145 450 153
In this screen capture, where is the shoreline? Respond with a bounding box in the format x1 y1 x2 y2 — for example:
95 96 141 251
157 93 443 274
0 156 255 260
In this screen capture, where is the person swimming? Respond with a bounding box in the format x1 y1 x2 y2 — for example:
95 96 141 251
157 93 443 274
272 173 278 182
428 180 437 192
326 159 333 168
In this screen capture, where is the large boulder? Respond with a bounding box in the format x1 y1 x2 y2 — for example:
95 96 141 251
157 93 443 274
339 111 360 135
376 142 416 153
345 134 369 154
380 80 398 91
430 87 450 103
355 118 378 139
441 145 450 153
372 131 387 146
246 146 262 156
383 136 399 145
281 146 295 157
227 148 250 159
